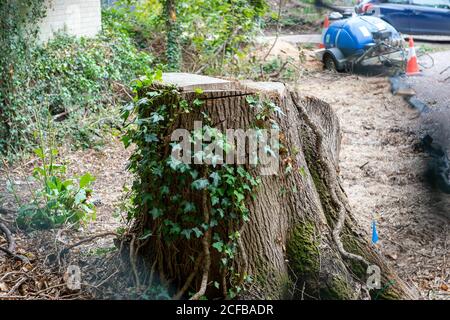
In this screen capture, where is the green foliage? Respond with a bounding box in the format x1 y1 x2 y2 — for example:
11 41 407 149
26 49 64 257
176 0 267 73
108 0 267 73
163 0 181 71
0 0 269 158
1 8 154 158
121 74 269 297
0 0 47 156
16 128 96 231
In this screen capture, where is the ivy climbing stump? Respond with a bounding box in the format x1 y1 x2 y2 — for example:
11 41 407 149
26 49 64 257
125 73 416 300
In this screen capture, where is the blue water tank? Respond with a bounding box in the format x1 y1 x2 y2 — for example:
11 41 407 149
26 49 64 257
324 16 401 57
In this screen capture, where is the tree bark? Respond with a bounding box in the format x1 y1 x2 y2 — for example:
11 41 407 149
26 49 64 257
130 75 416 300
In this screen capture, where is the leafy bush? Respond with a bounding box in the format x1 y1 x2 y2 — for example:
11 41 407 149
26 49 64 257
1 10 155 158
0 0 47 155
16 145 96 231
107 0 267 73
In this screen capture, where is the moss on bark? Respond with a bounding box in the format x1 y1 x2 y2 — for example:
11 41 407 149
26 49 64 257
321 275 354 300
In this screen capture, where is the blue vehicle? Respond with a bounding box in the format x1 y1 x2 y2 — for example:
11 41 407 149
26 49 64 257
317 14 405 71
355 0 450 35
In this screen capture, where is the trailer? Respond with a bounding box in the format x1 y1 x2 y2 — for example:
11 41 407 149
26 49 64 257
316 14 406 72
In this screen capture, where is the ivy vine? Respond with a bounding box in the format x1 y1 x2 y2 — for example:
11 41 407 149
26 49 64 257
0 0 46 154
121 73 292 299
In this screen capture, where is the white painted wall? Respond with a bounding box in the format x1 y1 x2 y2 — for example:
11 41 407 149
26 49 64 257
39 0 102 42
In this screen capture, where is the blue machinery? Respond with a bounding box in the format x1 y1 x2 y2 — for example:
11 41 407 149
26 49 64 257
317 14 406 72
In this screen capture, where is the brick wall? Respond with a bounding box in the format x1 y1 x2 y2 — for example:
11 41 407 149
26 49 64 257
39 0 101 42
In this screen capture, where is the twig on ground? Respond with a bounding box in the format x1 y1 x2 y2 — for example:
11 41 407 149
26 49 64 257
439 66 450 75
0 246 30 263
58 232 117 262
53 110 69 121
7 277 27 295
33 283 67 296
113 81 133 100
359 161 370 170
0 221 15 252
93 270 119 289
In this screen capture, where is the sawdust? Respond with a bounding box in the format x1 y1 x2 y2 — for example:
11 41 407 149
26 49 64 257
297 73 449 300
252 38 323 80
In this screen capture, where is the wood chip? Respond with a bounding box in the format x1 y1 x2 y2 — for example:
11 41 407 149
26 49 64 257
0 282 8 292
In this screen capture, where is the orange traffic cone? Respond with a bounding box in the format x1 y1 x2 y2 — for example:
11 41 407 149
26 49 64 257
319 15 330 49
406 36 420 76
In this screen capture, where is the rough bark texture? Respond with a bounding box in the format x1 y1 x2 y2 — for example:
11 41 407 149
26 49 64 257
131 74 415 300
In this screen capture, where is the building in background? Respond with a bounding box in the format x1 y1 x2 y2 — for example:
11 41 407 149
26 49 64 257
39 0 102 42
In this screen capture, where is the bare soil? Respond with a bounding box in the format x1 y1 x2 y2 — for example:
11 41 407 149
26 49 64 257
0 137 133 299
296 72 449 299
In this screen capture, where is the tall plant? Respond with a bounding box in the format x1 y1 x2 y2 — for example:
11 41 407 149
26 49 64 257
163 0 181 71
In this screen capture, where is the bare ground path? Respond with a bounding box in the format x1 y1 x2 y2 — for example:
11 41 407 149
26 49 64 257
0 137 133 299
297 73 449 299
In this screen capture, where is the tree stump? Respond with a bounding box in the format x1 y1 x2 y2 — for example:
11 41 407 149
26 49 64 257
125 73 415 300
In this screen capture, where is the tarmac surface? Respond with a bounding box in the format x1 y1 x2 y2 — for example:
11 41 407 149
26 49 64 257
404 50 450 150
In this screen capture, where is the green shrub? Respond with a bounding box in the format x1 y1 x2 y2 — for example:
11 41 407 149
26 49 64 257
16 145 96 231
106 0 267 73
1 10 155 158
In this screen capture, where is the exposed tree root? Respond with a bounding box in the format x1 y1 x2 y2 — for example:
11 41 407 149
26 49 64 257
0 221 15 253
189 188 212 300
332 208 370 267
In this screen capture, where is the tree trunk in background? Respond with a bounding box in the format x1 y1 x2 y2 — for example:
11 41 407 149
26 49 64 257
164 0 181 71
131 75 415 300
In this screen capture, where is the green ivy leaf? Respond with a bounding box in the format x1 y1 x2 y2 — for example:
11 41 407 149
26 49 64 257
211 196 220 206
192 227 203 238
181 229 192 239
233 190 245 202
192 178 209 190
144 133 159 143
74 189 87 205
212 241 224 252
209 172 221 186
150 112 164 123
150 207 163 219
79 173 95 189
183 201 196 213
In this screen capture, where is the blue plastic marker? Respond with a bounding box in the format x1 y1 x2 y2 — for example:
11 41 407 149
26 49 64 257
371 220 379 245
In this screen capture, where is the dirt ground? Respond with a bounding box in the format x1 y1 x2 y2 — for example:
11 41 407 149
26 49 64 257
296 72 449 300
0 137 133 299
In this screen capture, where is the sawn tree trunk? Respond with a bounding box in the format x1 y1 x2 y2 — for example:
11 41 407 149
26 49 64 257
128 73 415 300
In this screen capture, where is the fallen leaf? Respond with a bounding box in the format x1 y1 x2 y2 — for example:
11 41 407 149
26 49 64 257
22 264 32 272
441 283 449 291
0 282 8 292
